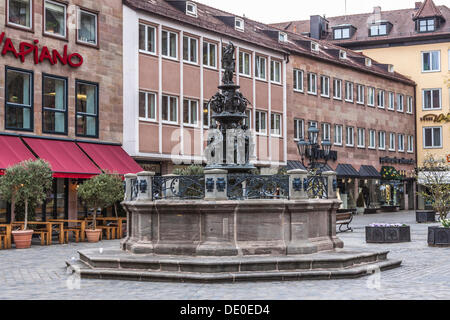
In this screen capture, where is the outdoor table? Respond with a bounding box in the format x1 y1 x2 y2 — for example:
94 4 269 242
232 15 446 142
0 224 12 249
11 221 64 245
85 217 127 239
49 219 86 242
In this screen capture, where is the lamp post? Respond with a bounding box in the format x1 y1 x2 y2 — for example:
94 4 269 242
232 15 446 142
297 127 333 171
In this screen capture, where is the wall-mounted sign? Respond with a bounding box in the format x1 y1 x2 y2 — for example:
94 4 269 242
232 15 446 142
447 155 450 163
420 113 450 123
380 157 415 165
0 32 83 68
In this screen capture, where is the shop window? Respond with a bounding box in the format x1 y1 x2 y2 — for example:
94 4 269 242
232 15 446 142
5 67 33 131
76 80 98 137
239 51 251 76
255 56 267 80
183 36 198 64
293 69 304 92
255 111 267 135
43 74 67 134
183 99 198 126
139 91 157 121
162 30 177 59
44 0 66 38
270 60 281 84
77 8 98 46
139 24 156 54
162 95 178 123
203 42 217 68
271 113 282 136
7 0 32 29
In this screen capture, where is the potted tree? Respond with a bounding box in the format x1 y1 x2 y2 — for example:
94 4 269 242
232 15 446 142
418 155 450 247
356 192 365 215
0 160 52 249
78 173 122 243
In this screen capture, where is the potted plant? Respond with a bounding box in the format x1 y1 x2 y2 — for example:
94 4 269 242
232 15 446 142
418 155 450 247
0 160 52 249
366 223 411 243
78 173 124 243
356 192 365 215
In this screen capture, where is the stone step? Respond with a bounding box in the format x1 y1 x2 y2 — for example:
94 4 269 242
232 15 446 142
66 258 401 283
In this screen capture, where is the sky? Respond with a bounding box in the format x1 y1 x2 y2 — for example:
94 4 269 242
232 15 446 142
194 0 449 24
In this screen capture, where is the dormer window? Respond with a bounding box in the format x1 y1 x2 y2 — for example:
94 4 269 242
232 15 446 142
388 64 394 73
365 58 372 67
333 27 350 40
311 42 319 52
370 24 387 36
339 50 347 59
279 32 287 42
418 18 435 32
235 17 244 31
186 2 197 17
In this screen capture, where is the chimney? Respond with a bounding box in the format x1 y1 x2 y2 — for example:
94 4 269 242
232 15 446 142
415 2 422 9
310 15 328 40
373 6 381 14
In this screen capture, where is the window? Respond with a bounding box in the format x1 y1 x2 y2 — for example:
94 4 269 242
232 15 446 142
183 36 198 64
407 96 413 114
203 102 210 127
162 30 177 59
321 123 331 141
334 125 343 146
369 24 387 36
239 51 251 76
77 8 98 46
5 67 33 131
162 95 178 123
333 79 342 100
333 28 350 40
76 81 98 137
377 90 385 108
388 92 395 110
203 42 216 68
365 58 372 67
139 24 156 54
186 2 197 17
183 99 198 126
378 131 386 150
307 73 317 94
255 56 266 80
235 18 244 31
397 94 404 112
44 0 66 38
139 91 156 121
255 111 267 134
419 19 435 32
422 89 441 110
43 75 67 134
367 87 375 106
244 109 251 128
407 135 414 153
423 127 442 148
293 69 304 92
389 133 396 151
308 121 318 129
422 51 440 72
311 42 319 52
270 60 281 84
320 75 330 97
345 82 354 102
398 134 405 152
7 0 32 29
294 119 304 140
346 127 354 147
279 32 287 42
271 113 282 136
357 85 365 104
339 50 347 60
369 130 376 149
357 128 365 148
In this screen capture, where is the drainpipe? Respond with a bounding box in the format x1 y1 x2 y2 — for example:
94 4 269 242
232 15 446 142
414 84 418 210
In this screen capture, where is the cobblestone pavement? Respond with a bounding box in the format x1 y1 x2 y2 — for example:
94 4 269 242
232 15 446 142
0 210 449 300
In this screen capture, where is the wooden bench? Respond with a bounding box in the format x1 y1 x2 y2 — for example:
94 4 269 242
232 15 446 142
64 229 81 243
336 212 353 233
0 234 7 249
97 225 117 240
0 224 12 249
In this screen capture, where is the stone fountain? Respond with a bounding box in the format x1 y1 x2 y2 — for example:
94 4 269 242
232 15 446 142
67 43 401 282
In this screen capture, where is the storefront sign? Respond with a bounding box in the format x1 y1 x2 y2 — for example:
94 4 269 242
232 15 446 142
0 32 83 68
380 157 415 165
420 113 450 123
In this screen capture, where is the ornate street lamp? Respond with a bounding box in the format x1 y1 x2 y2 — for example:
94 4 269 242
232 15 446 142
297 127 333 171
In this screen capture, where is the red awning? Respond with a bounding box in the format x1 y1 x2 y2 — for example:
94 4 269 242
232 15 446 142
77 143 142 175
23 138 102 179
0 136 36 175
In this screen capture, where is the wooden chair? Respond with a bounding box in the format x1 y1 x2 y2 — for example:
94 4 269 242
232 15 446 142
98 225 115 240
64 228 81 243
34 228 51 246
0 225 12 249
0 234 7 249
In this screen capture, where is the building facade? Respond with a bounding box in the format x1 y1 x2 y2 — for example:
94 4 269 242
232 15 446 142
0 0 141 223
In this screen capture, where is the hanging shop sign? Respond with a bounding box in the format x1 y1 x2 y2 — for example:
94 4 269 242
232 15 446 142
420 113 450 123
0 32 83 68
380 157 415 165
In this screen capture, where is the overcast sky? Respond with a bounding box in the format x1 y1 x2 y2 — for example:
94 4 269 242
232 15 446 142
195 0 448 24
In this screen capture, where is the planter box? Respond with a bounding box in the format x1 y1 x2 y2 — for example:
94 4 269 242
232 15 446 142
428 227 450 247
381 205 400 212
416 211 436 223
366 226 411 243
364 208 381 214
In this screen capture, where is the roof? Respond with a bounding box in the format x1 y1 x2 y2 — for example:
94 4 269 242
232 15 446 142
124 0 416 86
336 164 360 178
271 1 450 47
359 165 382 179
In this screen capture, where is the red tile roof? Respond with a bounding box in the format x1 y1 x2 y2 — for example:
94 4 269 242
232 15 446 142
414 0 444 19
124 0 415 85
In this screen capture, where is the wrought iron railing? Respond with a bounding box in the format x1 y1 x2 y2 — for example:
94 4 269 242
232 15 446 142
152 176 205 200
130 178 139 201
227 174 290 200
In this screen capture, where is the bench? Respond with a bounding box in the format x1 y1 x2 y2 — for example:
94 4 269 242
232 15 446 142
32 228 51 246
336 212 353 233
64 228 81 243
0 234 7 249
0 224 12 249
97 225 118 240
